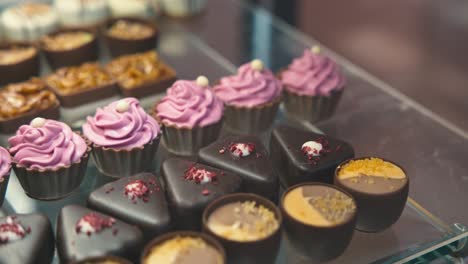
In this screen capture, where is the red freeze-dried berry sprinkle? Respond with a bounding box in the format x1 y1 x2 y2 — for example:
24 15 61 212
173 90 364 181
124 180 149 199
202 189 210 196
0 217 27 243
229 143 255 158
75 213 115 235
302 137 336 166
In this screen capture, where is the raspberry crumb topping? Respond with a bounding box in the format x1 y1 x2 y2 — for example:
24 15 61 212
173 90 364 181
229 143 255 158
301 137 336 165
0 217 27 244
124 180 149 200
76 213 115 236
184 165 217 184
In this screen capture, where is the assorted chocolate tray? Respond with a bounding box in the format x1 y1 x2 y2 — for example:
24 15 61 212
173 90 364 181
0 1 467 264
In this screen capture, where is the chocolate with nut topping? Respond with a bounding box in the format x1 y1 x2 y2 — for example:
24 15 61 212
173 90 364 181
107 20 155 40
42 31 93 51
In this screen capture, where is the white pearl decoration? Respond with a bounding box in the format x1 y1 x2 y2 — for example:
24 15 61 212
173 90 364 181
196 75 209 87
30 117 46 128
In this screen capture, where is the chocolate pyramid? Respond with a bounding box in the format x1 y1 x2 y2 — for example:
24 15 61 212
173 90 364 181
270 124 354 187
0 213 54 264
198 135 278 201
87 173 172 242
161 158 242 230
56 205 143 263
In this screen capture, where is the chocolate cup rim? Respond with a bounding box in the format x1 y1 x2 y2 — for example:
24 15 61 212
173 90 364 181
45 70 117 97
140 231 227 264
10 132 91 173
70 255 132 264
0 42 39 67
88 133 161 152
0 99 60 123
334 156 410 196
152 99 224 130
39 27 98 53
104 16 159 42
202 192 283 244
280 182 358 229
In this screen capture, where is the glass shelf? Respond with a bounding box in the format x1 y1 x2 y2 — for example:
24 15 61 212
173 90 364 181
1 0 467 263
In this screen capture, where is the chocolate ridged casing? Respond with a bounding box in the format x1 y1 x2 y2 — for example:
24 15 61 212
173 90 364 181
334 157 409 232
0 42 40 86
141 231 226 264
104 17 158 58
280 183 356 261
202 193 282 264
41 27 99 70
0 173 10 207
71 255 132 264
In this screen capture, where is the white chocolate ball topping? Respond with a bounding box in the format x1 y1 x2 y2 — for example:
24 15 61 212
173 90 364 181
116 100 130 113
301 141 323 157
311 45 321 54
196 75 209 87
250 59 264 71
30 117 46 128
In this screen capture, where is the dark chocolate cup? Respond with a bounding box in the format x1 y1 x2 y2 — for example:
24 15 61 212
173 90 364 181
0 42 40 86
104 17 158 58
202 193 282 264
90 135 160 178
334 157 410 232
12 133 91 200
282 88 343 124
47 79 118 108
223 96 281 135
141 231 226 264
280 182 357 261
117 69 176 98
71 255 132 264
41 28 99 70
0 100 60 134
0 173 10 207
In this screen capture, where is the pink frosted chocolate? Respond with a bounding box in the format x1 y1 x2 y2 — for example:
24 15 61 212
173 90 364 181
213 61 282 107
281 48 345 96
8 118 87 170
0 147 11 179
83 97 160 150
156 78 223 129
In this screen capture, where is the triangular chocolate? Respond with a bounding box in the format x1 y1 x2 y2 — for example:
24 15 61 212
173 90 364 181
161 158 242 230
0 213 54 264
56 205 143 263
87 173 171 242
270 125 354 187
198 135 278 201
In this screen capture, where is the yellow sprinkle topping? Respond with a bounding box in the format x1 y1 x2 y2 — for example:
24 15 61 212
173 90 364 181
338 158 406 180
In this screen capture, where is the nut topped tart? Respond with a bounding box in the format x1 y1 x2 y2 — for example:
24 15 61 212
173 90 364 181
107 20 155 40
0 44 40 86
46 62 117 107
142 232 225 264
335 157 409 232
42 31 94 51
281 183 357 261
106 51 176 98
0 78 60 133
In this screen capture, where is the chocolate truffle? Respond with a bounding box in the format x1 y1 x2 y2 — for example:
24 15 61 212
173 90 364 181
104 18 158 57
105 51 176 98
57 205 144 263
198 135 279 201
0 78 60 133
202 193 282 264
335 157 409 232
270 125 354 187
281 183 356 261
161 158 242 230
41 29 98 70
142 232 225 264
0 43 40 86
0 213 55 264
46 62 117 107
87 173 172 241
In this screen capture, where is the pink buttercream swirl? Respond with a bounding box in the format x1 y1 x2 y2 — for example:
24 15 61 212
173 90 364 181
213 62 282 107
0 147 11 179
156 80 223 128
8 119 87 170
281 49 345 96
83 98 160 150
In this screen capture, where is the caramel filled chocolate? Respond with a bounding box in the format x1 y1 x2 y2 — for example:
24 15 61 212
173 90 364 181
108 20 155 40
0 46 36 65
42 31 93 51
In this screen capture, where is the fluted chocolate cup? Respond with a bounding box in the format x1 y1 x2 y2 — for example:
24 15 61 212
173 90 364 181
280 182 357 261
0 42 40 86
223 96 281 135
72 255 132 264
91 134 161 178
141 231 226 264
202 193 282 264
12 133 91 200
0 174 10 207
